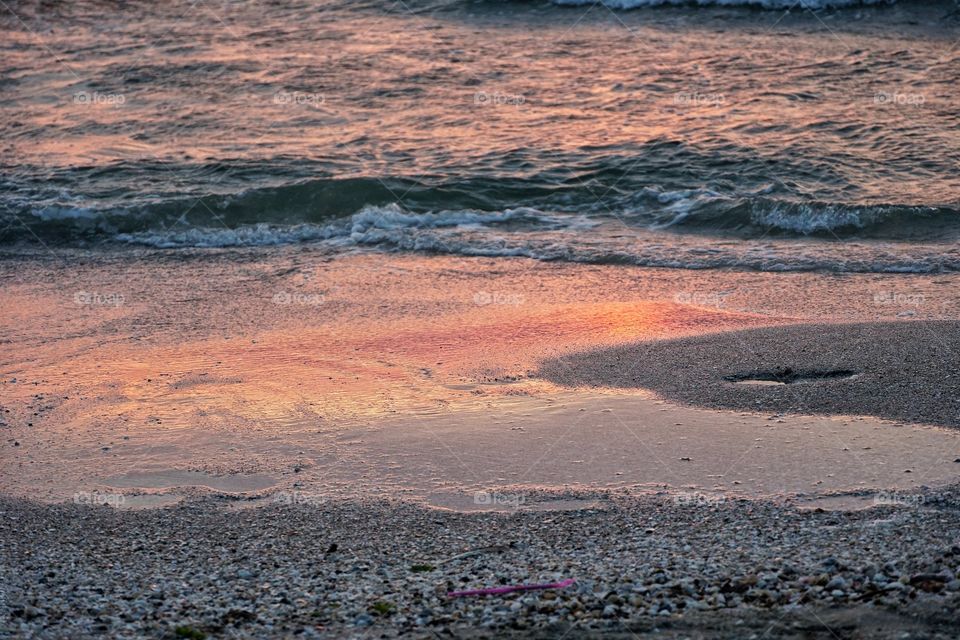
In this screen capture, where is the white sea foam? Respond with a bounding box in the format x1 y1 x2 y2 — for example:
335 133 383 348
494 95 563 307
115 223 341 249
749 203 883 234
115 204 595 249
114 202 960 273
346 204 560 233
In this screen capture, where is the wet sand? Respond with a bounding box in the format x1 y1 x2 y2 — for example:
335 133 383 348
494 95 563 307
2 247 960 504
3 247 960 637
539 320 960 428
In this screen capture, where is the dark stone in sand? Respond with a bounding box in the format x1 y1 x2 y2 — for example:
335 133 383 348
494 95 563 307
724 368 856 384
537 321 960 428
221 609 257 624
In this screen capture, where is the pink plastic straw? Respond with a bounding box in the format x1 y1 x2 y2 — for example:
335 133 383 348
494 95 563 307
447 578 576 598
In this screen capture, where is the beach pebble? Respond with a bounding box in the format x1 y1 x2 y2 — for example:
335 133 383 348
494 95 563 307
4 485 960 638
825 576 847 590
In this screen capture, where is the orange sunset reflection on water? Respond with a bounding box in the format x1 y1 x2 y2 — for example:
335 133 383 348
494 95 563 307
4 5 957 211
12 298 772 437
3 245 959 505
0 252 784 500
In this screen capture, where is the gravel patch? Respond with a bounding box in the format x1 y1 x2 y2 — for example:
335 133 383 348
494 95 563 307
3 488 960 638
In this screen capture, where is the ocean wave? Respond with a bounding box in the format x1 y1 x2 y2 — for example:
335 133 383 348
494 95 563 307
106 202 960 274
113 204 596 248
5 176 959 243
656 196 959 237
550 0 896 8
4 176 960 273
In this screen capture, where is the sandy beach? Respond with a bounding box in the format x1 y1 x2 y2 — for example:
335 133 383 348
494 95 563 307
4 0 960 634
0 490 960 638
3 247 960 638
4 490 960 639
540 320 960 428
